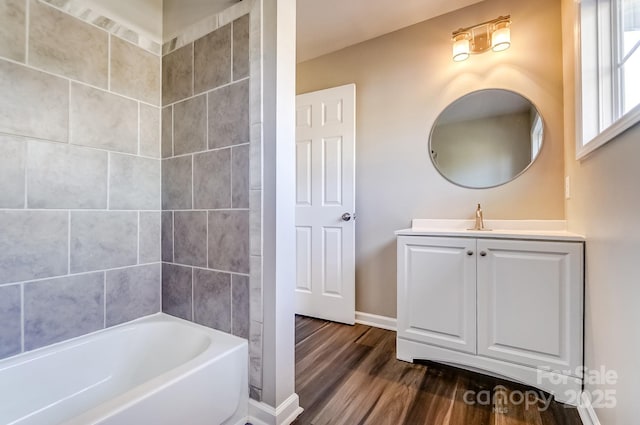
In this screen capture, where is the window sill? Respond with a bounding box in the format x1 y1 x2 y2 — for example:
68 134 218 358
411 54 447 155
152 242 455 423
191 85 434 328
577 103 640 160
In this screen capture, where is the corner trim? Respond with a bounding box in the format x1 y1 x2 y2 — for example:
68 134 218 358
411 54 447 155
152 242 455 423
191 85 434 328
355 311 397 331
249 393 303 425
577 392 601 425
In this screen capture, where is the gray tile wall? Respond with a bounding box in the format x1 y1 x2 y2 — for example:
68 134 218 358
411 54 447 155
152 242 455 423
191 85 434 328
0 1 161 360
161 18 252 350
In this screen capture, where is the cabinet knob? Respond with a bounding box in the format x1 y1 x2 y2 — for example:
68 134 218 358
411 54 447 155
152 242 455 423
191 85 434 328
467 250 474 256
480 251 487 257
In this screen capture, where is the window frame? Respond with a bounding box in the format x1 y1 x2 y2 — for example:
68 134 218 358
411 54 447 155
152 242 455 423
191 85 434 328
575 0 640 159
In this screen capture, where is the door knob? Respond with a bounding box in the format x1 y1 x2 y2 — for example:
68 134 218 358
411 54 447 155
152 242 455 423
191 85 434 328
467 250 474 256
341 213 352 222
480 251 487 257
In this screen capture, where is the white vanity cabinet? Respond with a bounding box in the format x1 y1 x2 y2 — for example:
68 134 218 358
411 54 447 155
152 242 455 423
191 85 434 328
396 226 584 404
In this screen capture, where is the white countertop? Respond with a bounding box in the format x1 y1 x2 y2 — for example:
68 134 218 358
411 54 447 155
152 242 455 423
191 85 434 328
395 220 585 242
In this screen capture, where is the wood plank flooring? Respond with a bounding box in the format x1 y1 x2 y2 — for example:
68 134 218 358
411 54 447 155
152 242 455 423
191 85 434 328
293 316 582 425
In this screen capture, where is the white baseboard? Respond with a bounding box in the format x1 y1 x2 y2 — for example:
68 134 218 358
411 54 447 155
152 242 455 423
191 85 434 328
577 392 601 425
355 311 397 331
249 393 303 425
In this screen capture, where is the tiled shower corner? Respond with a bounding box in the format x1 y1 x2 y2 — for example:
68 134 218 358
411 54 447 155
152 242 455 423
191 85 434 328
160 1 265 402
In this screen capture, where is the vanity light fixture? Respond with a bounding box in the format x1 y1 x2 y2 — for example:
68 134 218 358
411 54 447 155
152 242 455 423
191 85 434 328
451 15 511 62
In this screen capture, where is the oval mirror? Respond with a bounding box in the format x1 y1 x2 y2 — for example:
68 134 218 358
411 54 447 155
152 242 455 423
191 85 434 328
429 89 544 189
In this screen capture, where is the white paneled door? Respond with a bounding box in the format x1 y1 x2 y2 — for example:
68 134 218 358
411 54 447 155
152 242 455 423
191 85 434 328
295 84 356 325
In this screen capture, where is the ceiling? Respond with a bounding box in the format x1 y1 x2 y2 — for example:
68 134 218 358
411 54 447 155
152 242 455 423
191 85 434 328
296 0 485 63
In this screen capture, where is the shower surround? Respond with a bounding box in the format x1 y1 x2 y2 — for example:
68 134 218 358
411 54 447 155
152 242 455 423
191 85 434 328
0 0 264 403
0 0 162 359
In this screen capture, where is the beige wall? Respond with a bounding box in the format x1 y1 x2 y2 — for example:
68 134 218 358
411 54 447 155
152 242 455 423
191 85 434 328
561 1 640 423
297 0 565 317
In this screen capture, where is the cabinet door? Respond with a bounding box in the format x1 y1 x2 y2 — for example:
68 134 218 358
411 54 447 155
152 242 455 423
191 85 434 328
476 239 583 372
397 236 477 354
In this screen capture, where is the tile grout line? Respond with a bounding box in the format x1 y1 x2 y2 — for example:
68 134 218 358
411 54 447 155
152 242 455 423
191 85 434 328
0 131 162 160
67 211 71 274
106 153 111 209
0 56 162 108
191 269 195 321
230 274 233 335
163 76 250 108
191 155 195 208
20 283 25 353
169 143 249 160
0 262 165 288
103 272 107 328
137 211 141 265
23 143 28 208
172 211 175 263
137 102 141 156
0 208 244 212
67 80 72 144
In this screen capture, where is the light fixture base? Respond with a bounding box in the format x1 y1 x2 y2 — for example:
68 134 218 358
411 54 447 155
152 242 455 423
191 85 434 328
451 15 511 61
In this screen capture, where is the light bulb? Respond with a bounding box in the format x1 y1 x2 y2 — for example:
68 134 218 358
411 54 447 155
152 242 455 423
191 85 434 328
452 34 470 62
491 22 511 52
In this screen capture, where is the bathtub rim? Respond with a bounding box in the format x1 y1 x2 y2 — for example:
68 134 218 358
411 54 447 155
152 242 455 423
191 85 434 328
0 313 249 425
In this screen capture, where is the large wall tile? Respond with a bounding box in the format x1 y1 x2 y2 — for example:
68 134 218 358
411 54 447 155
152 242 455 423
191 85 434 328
109 154 160 210
0 285 21 359
233 15 249 81
70 212 137 273
24 272 104 350
29 0 107 87
232 144 249 208
173 94 207 155
162 156 192 210
208 79 249 149
162 211 174 262
106 264 161 327
0 60 68 142
194 268 231 332
162 263 192 320
0 135 26 208
174 211 207 267
70 83 138 154
140 104 161 158
0 211 68 284
27 141 107 209
110 36 160 105
232 274 250 339
208 211 249 273
162 43 193 105
161 106 173 158
194 149 230 209
194 24 231 93
140 212 161 264
0 0 25 62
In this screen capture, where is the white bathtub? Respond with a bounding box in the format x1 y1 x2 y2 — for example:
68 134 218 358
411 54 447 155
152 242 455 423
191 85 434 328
0 313 248 425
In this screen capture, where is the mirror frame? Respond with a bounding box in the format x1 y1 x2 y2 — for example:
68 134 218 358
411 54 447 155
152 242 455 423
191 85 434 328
428 88 545 190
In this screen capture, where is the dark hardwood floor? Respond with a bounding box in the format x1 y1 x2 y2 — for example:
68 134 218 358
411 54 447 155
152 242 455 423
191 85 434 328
293 316 582 425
